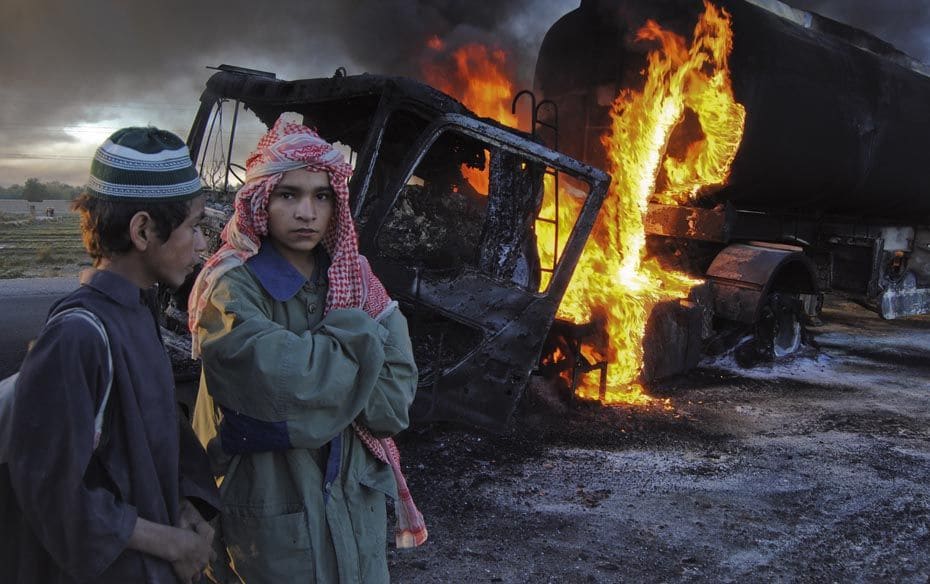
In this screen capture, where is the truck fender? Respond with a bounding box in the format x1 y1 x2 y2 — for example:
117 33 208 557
706 243 818 324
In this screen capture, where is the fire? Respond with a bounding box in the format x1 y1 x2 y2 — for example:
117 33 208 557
422 40 518 194
421 3 745 406
541 1 745 403
426 35 444 51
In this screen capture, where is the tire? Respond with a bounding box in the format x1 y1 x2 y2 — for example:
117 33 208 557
757 292 803 358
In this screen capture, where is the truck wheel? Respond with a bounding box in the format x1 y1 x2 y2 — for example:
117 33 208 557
758 292 803 358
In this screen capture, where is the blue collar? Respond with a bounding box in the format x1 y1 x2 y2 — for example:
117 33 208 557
246 242 328 301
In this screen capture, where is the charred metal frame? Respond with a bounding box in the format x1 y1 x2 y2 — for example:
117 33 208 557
358 113 608 427
183 65 609 430
512 90 562 277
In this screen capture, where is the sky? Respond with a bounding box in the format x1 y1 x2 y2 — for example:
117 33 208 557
1 0 928 188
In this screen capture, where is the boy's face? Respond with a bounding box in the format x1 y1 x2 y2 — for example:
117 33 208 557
144 195 207 289
266 169 334 261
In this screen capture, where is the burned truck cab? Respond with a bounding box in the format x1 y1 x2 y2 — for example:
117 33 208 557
181 65 609 430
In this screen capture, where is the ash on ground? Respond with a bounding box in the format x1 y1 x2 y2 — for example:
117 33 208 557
389 295 930 583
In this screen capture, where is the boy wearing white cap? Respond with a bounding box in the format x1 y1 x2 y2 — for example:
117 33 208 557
4 127 220 583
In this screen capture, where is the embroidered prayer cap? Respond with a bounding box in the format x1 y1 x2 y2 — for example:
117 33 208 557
88 126 202 201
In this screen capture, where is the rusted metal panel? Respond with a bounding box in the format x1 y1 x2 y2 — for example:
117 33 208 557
641 298 704 382
644 203 732 242
708 281 765 324
706 243 817 323
707 243 794 287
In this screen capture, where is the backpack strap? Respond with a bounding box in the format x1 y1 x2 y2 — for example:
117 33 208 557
47 308 113 450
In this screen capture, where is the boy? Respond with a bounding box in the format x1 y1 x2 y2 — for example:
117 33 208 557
6 127 219 583
188 115 424 582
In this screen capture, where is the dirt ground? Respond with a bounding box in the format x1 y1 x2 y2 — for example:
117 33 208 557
388 296 930 583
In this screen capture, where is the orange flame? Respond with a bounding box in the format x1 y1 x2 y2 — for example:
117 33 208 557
422 41 518 193
421 4 745 406
427 35 445 51
540 1 745 403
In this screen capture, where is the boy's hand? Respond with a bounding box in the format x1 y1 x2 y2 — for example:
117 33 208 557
168 527 213 584
128 514 215 582
178 499 215 546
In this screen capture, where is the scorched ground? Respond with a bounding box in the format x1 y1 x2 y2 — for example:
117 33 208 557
389 294 930 583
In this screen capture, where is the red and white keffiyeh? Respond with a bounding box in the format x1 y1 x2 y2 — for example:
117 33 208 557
188 114 426 548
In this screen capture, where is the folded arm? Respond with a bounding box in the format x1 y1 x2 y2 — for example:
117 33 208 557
198 268 391 451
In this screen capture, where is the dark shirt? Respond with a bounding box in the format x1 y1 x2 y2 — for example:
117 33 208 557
6 269 218 583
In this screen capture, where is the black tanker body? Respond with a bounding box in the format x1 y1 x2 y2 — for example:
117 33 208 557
534 0 930 368
535 0 930 222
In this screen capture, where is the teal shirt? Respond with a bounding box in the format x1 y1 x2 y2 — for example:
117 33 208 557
193 244 417 583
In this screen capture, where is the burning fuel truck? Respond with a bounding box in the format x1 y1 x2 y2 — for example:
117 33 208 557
532 0 930 376
163 64 609 431
165 0 930 430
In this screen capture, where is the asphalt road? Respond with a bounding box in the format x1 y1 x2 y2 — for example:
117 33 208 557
0 276 205 408
0 277 79 378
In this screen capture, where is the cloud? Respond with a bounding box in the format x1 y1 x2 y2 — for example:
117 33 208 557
0 0 926 186
0 0 576 185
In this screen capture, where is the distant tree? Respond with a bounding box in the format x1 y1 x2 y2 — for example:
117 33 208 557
44 181 83 200
22 177 49 202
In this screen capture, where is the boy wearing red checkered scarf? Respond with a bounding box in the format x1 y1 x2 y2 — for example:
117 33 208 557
189 115 425 583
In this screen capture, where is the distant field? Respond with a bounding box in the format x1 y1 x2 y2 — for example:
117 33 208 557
0 213 90 278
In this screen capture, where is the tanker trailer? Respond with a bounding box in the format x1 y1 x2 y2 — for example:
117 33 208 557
534 0 930 369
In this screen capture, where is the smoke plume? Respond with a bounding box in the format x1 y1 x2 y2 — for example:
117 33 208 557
0 0 926 185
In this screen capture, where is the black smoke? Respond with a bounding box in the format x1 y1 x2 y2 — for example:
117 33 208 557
1 0 928 185
0 0 573 185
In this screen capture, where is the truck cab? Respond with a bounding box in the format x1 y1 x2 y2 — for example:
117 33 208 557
175 65 609 430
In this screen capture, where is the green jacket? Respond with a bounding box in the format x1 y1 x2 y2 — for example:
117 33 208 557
193 246 417 583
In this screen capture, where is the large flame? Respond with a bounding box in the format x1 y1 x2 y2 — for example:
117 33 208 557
540 1 745 403
420 2 745 405
423 41 518 194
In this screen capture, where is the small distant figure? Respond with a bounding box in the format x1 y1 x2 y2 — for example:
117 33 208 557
44 207 54 218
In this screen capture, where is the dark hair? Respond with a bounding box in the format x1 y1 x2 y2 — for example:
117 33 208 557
72 192 193 262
